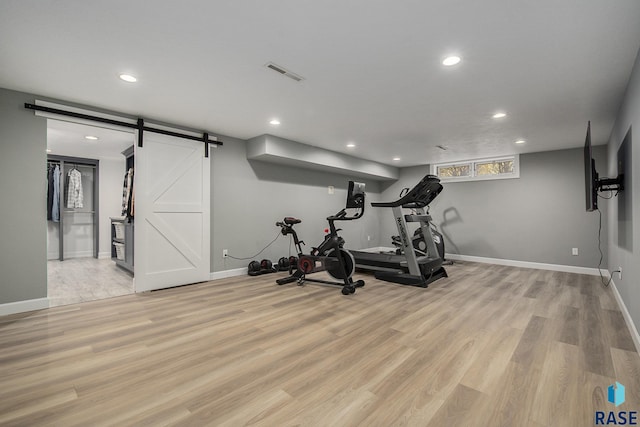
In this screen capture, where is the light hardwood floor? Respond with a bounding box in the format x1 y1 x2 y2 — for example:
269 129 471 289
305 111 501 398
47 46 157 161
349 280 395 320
1 261 639 426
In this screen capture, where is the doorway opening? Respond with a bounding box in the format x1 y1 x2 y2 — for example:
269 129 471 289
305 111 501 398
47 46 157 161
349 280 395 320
46 119 135 307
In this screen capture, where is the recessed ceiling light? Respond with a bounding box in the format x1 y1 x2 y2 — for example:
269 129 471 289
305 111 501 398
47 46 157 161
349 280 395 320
515 139 526 144
119 74 137 83
493 112 507 119
85 135 99 140
46 149 52 153
393 157 401 161
442 56 461 66
346 143 356 148
269 119 280 125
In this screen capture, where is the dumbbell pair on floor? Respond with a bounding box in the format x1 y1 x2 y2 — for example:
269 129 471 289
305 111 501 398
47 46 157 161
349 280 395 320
247 256 298 276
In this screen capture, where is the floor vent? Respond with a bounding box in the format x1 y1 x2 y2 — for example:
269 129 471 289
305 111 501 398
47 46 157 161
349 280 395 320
265 62 304 82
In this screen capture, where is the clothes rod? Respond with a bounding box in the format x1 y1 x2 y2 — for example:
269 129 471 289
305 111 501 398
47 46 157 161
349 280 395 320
47 160 97 168
25 103 223 155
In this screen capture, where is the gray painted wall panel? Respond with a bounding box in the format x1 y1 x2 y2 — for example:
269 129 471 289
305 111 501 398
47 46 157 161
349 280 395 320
607 47 640 338
379 147 609 268
0 88 47 303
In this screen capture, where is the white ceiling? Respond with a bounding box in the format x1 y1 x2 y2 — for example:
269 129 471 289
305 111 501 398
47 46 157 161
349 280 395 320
2 1 640 166
47 120 133 160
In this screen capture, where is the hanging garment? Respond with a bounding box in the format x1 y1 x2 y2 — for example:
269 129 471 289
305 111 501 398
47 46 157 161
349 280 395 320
52 165 60 221
47 165 54 220
128 168 134 219
66 168 83 208
121 169 130 216
121 168 134 219
129 178 134 219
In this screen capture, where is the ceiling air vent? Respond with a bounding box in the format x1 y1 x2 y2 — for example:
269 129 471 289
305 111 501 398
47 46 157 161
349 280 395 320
265 62 304 82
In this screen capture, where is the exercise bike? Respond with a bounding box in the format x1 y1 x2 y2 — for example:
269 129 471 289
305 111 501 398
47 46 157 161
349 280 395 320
275 181 366 295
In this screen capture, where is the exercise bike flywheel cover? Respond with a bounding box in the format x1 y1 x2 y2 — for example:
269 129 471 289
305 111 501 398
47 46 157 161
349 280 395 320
298 256 315 274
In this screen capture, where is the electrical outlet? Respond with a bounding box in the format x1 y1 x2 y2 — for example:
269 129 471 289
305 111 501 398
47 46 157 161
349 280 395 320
223 249 228 258
572 247 578 256
328 186 335 195
367 235 371 241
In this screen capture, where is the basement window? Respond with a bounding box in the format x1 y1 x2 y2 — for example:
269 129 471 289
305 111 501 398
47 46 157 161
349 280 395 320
431 155 519 182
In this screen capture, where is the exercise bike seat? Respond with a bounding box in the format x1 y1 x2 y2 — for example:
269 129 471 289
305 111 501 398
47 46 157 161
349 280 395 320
284 217 301 225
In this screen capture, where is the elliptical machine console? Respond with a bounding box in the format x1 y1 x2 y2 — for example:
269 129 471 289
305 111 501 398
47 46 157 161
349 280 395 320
275 181 366 295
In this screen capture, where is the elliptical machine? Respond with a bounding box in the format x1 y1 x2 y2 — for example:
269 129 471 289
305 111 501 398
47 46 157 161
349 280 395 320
275 181 366 295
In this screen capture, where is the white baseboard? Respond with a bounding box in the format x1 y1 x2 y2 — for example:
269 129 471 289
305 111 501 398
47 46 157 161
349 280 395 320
608 277 640 355
445 253 606 276
209 267 247 281
0 298 49 317
98 251 111 259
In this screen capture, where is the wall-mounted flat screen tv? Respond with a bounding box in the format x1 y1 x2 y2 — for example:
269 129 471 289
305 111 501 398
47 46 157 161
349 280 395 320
584 121 598 212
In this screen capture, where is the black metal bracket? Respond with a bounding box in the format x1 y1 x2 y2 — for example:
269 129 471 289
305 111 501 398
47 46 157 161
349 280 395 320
598 174 624 192
137 118 144 148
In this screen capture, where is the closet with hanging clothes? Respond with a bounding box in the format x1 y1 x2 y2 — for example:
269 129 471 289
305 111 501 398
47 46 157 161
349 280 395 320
111 146 134 273
47 155 99 261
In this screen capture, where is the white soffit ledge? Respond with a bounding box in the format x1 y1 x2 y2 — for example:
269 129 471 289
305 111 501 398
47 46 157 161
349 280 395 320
247 134 399 181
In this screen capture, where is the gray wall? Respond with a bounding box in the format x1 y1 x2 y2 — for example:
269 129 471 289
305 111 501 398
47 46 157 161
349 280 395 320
0 88 48 304
607 47 640 336
210 136 383 271
379 147 609 268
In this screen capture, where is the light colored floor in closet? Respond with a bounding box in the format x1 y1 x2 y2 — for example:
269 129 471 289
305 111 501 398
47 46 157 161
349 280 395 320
47 258 133 307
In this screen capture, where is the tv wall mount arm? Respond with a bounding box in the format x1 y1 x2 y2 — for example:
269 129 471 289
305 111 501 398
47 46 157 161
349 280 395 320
598 174 624 193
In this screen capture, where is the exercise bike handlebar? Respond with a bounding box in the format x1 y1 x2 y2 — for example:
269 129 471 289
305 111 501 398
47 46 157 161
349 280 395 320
327 206 364 222
327 187 366 221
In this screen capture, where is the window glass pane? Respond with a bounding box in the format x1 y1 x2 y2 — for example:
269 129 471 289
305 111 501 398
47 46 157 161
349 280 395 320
475 159 514 176
436 164 470 177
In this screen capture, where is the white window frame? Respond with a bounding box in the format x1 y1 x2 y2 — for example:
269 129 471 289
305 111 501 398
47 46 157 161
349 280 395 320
431 154 520 183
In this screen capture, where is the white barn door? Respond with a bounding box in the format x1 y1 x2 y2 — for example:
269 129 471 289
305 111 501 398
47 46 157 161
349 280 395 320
134 131 210 292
